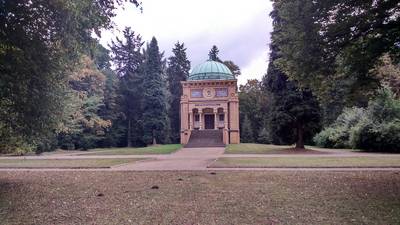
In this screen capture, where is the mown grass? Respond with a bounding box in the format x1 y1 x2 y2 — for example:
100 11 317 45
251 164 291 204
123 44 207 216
225 143 293 154
0 158 142 168
82 144 182 155
210 156 400 168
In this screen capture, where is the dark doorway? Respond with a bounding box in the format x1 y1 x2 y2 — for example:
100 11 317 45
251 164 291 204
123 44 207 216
204 114 215 129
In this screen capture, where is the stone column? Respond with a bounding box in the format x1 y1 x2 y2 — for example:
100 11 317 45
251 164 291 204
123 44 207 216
214 109 218 130
222 111 226 128
199 112 203 130
223 111 229 144
189 112 193 130
229 99 240 144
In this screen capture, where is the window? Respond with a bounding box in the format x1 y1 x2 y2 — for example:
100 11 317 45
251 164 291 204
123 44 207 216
194 114 200 121
215 88 228 97
219 114 224 121
191 89 203 98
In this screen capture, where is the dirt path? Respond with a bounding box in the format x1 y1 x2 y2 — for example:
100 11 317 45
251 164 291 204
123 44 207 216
114 147 225 170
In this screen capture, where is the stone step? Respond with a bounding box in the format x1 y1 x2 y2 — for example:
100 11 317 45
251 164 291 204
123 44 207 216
185 130 225 148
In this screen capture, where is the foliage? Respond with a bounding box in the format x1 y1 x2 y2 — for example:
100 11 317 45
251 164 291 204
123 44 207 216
373 54 400 97
0 0 139 154
313 107 367 148
109 27 145 147
272 0 399 106
238 79 265 142
166 42 190 143
207 45 241 77
57 56 111 150
240 115 254 143
257 128 271 144
263 23 321 149
208 45 222 62
314 87 400 152
142 37 169 145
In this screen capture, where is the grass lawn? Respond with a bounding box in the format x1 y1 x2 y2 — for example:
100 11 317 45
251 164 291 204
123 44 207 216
0 171 399 224
0 158 142 168
226 143 359 154
226 143 297 154
210 156 400 168
81 144 182 155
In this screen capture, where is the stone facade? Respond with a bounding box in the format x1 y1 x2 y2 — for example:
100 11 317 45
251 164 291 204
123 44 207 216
180 79 240 145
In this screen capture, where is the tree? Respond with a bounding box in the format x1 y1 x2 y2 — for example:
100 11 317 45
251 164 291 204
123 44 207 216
257 127 271 144
208 45 241 78
208 45 222 62
0 0 139 153
58 56 111 150
109 27 144 147
241 115 254 143
142 37 169 145
166 42 191 143
238 79 265 142
264 30 321 149
223 60 241 78
272 0 399 106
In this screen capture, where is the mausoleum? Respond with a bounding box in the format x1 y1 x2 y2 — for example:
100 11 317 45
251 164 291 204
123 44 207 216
180 60 240 147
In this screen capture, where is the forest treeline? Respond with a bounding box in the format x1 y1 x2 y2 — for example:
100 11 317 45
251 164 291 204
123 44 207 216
0 0 243 154
1 0 399 154
238 0 400 152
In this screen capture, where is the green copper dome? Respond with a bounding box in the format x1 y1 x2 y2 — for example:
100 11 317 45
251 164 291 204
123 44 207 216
188 60 235 80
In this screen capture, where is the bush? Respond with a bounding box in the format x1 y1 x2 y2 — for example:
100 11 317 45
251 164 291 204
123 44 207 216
351 120 400 152
313 107 366 148
314 87 400 152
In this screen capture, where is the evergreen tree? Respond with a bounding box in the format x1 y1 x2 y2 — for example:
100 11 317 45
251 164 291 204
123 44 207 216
264 7 322 149
208 45 241 78
208 45 222 62
109 27 144 147
241 115 254 143
238 79 265 141
142 37 169 145
257 127 271 144
166 42 191 143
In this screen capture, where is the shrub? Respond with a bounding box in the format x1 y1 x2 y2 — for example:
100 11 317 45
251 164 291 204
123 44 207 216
314 87 400 152
313 107 366 148
351 120 400 152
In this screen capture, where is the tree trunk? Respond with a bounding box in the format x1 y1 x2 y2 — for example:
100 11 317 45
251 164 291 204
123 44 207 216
296 123 305 149
127 119 132 147
152 129 157 145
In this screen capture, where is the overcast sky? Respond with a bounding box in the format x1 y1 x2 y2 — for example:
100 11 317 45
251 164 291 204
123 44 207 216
99 0 274 85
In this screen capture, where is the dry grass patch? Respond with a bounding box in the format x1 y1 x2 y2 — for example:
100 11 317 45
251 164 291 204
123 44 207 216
210 156 400 168
0 171 399 224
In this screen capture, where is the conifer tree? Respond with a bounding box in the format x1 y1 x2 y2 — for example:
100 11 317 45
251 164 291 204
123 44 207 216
109 27 144 147
208 45 222 62
166 42 191 143
208 45 241 78
241 115 254 143
142 37 169 145
263 7 321 149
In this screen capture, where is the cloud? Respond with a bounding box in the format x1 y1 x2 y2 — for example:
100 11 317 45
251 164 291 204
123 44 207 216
99 0 273 84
